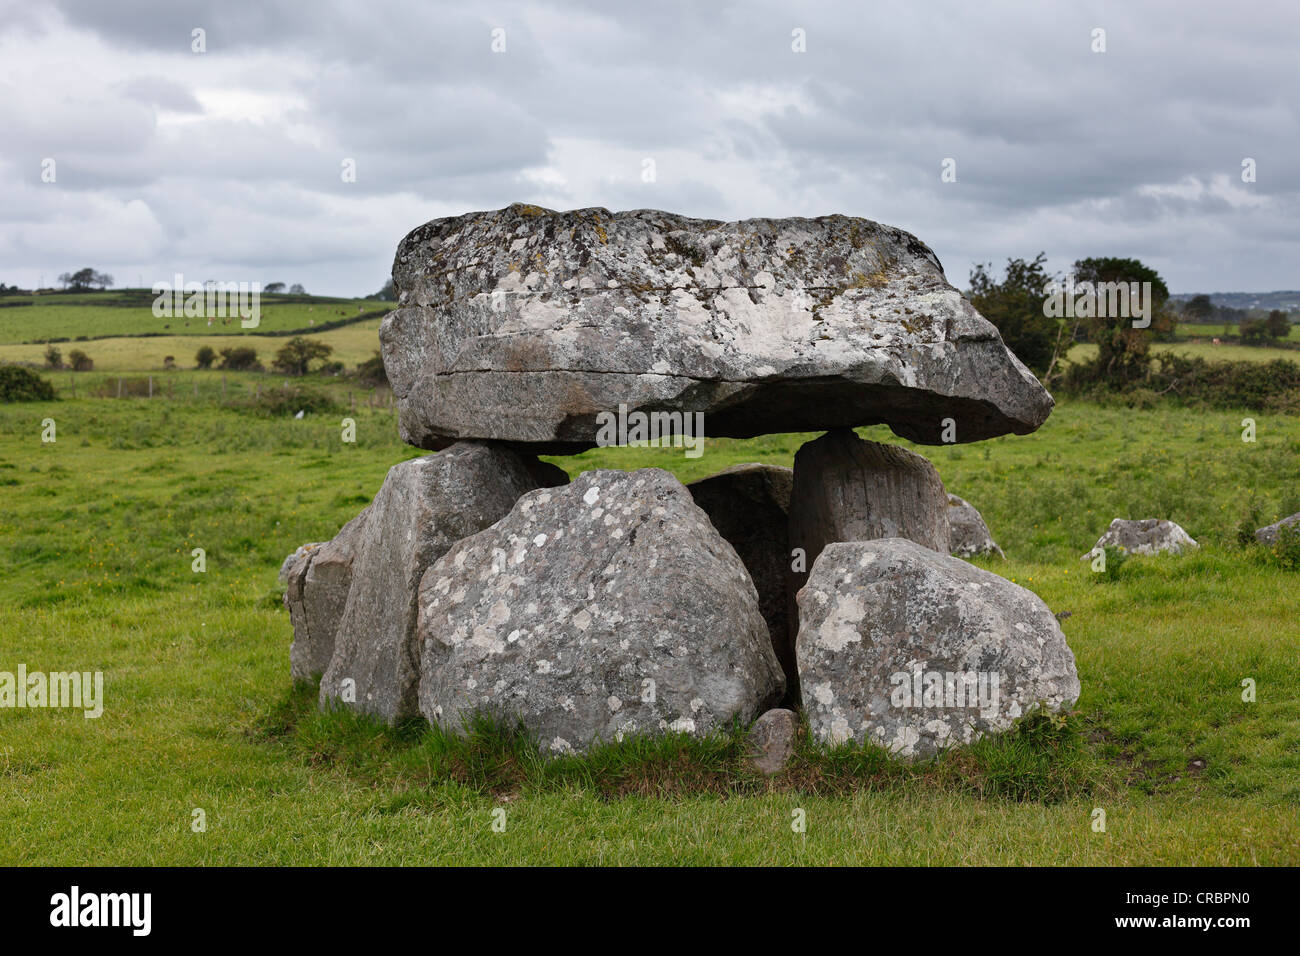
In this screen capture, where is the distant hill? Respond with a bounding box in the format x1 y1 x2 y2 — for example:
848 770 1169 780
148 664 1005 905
1169 291 1300 313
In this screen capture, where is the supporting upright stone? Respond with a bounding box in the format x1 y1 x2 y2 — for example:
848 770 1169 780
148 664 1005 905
797 539 1080 759
317 442 567 723
416 469 785 752
787 429 949 633
688 463 798 702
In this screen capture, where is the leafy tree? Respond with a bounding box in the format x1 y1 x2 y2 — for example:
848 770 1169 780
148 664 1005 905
67 348 93 371
271 336 333 376
966 253 1060 377
373 278 396 302
1183 294 1214 322
1070 257 1174 385
1240 318 1268 343
44 345 62 369
195 345 216 369
288 283 306 295
263 282 286 294
57 268 113 291
1266 310 1291 339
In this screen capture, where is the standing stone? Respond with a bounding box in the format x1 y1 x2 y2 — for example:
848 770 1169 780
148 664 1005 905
947 494 1005 559
319 442 567 723
797 539 1080 759
382 204 1054 453
788 429 949 628
1255 512 1300 545
282 508 370 681
688 463 798 701
746 708 800 776
1084 518 1198 558
416 468 784 753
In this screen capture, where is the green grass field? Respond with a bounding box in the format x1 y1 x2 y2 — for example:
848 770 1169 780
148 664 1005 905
2 371 1298 864
0 319 387 373
0 290 391 343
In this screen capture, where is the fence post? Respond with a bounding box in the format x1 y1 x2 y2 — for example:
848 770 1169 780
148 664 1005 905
148 375 153 398
117 377 122 398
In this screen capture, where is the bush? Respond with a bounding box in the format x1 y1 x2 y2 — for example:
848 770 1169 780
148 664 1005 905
218 346 260 371
356 351 388 387
1063 353 1300 410
68 349 93 372
1267 524 1300 571
195 345 216 369
44 345 62 369
0 365 57 402
248 384 339 417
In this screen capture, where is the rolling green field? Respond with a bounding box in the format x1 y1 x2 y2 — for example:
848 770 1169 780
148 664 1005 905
2 369 1298 864
0 290 391 343
0 319 387 373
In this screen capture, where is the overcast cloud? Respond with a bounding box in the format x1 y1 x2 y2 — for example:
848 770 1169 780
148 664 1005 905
1 0 1296 296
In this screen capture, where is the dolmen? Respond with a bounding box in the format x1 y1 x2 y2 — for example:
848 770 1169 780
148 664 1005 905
281 203 1078 762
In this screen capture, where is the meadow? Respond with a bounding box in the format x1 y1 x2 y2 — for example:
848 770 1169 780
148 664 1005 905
0 295 1297 865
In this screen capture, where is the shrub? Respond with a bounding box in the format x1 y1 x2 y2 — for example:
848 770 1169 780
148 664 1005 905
218 346 260 371
356 351 388 387
68 349 93 371
1064 353 1300 410
44 345 62 369
195 345 216 369
248 384 339 417
0 365 57 402
1268 524 1300 571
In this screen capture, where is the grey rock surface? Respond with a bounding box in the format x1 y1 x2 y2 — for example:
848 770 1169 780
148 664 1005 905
283 510 370 681
746 708 800 775
416 468 784 753
319 442 565 722
688 463 798 701
1255 512 1300 545
1084 518 1198 558
788 429 949 623
797 539 1080 759
381 203 1053 453
947 493 1005 559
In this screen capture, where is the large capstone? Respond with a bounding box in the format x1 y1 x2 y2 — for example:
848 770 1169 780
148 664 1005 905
797 538 1080 759
381 204 1053 453
415 468 785 753
687 463 798 702
318 442 567 723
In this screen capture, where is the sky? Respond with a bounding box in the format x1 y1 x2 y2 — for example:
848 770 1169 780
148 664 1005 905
1 0 1296 297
